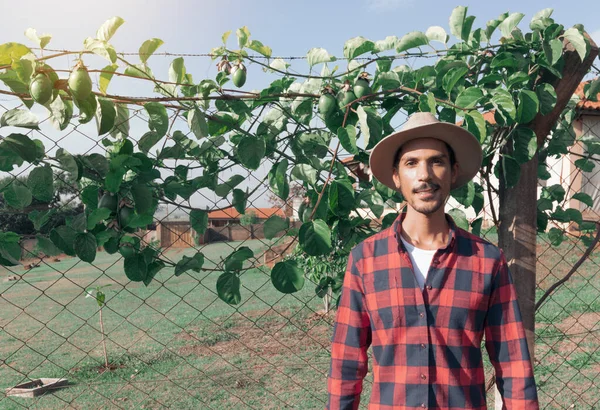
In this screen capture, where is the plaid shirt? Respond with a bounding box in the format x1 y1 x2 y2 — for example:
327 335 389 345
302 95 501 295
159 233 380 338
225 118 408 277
327 212 539 409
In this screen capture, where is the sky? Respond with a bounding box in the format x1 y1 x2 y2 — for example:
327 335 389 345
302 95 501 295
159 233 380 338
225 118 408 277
2 0 600 210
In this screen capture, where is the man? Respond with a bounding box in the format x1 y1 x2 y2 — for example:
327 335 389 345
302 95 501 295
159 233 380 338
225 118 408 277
327 112 539 409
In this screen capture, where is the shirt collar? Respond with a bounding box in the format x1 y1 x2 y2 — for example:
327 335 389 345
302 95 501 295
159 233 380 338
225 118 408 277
391 211 457 251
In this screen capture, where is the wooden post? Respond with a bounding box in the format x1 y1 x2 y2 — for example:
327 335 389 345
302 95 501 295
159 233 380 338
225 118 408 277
494 34 598 409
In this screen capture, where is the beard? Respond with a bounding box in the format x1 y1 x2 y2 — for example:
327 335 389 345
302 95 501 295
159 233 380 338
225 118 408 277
399 183 445 215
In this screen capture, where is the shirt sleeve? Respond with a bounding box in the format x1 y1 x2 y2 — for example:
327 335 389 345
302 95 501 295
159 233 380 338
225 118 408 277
326 250 372 410
484 252 540 409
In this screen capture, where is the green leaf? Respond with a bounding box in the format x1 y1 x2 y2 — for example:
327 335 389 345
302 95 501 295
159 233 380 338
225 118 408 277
190 210 208 235
299 219 332 256
307 48 334 68
396 31 429 53
188 108 208 140
25 28 51 49
512 127 538 164
237 135 265 170
464 111 487 143
357 106 383 149
0 43 32 65
573 192 593 208
544 184 566 202
144 102 168 137
548 227 564 246
248 39 272 57
83 38 117 63
442 66 468 96
55 148 78 180
50 226 77 256
419 93 436 114
139 38 164 63
490 52 519 69
124 63 154 79
448 208 469 231
499 13 525 38
269 160 289 201
0 109 39 129
543 38 563 66
530 8 554 30
110 104 130 139
175 252 204 276
270 58 290 72
516 90 539 124
337 125 358 155
425 26 448 44
584 79 600 102
291 164 318 186
490 89 516 124
536 83 557 115
236 26 251 48
96 16 124 42
224 247 253 271
74 232 97 263
377 72 400 90
343 37 375 60
36 235 61 257
215 174 244 197
574 158 595 172
271 260 305 294
3 133 43 163
131 183 153 215
98 64 118 94
27 165 54 202
374 36 398 52
329 179 355 216
95 98 116 135
138 131 161 154
87 208 112 230
47 94 72 131
124 254 147 282
2 181 32 209
0 232 21 266
455 87 483 110
217 272 241 305
73 93 97 124
264 215 289 240
451 180 475 207
232 189 247 215
563 27 588 61
168 57 186 84
502 156 521 188
29 209 55 231
449 6 468 40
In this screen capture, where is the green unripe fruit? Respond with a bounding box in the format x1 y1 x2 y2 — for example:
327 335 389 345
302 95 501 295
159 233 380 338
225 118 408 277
354 78 371 99
231 66 247 87
118 206 134 229
337 90 357 110
118 243 135 258
29 73 53 105
98 193 118 213
68 65 93 101
318 94 336 117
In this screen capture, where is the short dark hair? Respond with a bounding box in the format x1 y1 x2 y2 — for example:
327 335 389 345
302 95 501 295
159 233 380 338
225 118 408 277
393 140 456 169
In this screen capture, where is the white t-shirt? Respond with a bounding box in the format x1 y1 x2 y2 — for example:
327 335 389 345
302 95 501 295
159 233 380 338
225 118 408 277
400 236 437 290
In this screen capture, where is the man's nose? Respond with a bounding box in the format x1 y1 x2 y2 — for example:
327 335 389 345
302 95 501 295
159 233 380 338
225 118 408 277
417 162 432 180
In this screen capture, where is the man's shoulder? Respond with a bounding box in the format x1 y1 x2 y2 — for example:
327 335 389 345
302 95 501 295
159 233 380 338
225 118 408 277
454 226 504 261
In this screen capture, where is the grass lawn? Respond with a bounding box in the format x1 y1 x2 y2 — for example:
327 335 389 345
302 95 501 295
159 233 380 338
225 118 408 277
0 233 599 409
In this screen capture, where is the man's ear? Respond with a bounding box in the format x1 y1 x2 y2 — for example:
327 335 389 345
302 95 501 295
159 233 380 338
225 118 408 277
392 169 401 189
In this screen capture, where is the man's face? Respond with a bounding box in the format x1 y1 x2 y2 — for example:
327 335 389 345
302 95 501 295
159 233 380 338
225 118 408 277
392 138 458 216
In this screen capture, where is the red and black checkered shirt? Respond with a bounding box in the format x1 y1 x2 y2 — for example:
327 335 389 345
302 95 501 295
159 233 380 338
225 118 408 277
327 212 539 409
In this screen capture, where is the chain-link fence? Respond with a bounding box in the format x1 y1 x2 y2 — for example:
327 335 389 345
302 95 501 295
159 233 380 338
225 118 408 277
0 84 599 410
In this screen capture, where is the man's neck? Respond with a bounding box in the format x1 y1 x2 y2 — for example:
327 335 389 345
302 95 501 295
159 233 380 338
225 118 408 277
400 207 449 250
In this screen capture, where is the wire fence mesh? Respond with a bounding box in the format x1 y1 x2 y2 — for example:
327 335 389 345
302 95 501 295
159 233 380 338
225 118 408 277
0 88 599 410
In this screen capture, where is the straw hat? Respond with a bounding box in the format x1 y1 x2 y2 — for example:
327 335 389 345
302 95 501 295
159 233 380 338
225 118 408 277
369 112 483 191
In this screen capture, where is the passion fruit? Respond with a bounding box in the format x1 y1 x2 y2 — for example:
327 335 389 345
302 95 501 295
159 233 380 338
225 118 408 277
29 73 53 105
337 89 357 110
118 206 134 229
98 193 118 213
231 62 247 88
68 61 93 101
118 243 135 258
354 73 371 99
318 93 336 117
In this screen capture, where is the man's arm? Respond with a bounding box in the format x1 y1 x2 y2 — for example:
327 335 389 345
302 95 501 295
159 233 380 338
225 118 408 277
484 252 539 409
327 250 372 410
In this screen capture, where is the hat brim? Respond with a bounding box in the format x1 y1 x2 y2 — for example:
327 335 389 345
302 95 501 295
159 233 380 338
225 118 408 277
369 121 483 192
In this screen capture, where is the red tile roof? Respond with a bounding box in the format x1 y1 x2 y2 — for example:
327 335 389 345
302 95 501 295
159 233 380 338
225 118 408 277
208 207 285 220
575 81 600 111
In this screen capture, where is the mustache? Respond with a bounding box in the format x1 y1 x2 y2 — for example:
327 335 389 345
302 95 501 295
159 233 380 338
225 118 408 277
413 183 440 193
